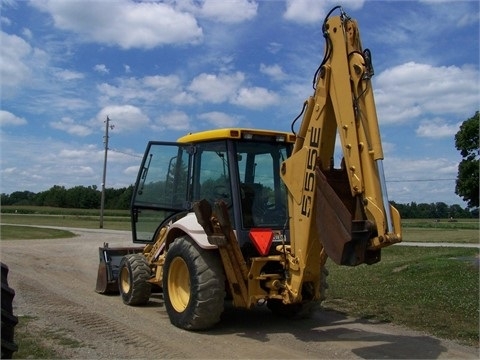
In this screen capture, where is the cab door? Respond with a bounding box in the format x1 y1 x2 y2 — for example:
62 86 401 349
131 141 192 243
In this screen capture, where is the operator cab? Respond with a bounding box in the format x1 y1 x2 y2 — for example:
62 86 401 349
131 128 295 255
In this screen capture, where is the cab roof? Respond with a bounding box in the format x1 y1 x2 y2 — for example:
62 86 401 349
177 128 296 144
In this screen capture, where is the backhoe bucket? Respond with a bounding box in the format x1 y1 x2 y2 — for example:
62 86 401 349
315 167 380 266
95 243 144 294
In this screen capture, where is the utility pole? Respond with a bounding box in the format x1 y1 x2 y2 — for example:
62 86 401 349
100 116 114 228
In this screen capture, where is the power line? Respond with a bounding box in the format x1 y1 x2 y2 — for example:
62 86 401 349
387 178 456 183
108 148 143 158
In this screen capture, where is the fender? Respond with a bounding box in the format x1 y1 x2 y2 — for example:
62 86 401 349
167 212 218 250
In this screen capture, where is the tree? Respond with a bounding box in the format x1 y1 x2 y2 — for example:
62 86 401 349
65 185 100 209
1 191 36 205
455 111 479 208
41 185 67 207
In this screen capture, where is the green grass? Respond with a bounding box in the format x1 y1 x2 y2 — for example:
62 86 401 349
13 315 86 359
403 227 479 243
1 205 131 231
1 213 131 231
402 218 479 230
0 225 77 240
324 246 479 346
401 219 479 244
1 205 129 217
13 316 62 359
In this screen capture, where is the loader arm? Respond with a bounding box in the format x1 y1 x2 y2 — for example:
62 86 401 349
280 7 402 303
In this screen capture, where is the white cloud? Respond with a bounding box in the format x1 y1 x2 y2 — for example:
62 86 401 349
2 167 15 174
188 72 245 103
93 64 109 74
32 0 203 49
94 105 150 133
22 27 32 39
69 166 95 176
386 156 457 182
1 136 100 192
50 117 92 136
153 111 191 131
1 133 141 193
58 148 90 159
186 72 278 108
375 62 479 124
143 75 181 90
53 68 84 80
260 63 286 80
198 112 238 128
107 148 142 164
172 91 197 105
266 42 282 54
383 156 460 204
199 0 258 24
420 0 479 28
283 0 365 24
233 87 279 109
416 119 462 139
0 31 32 93
98 75 182 104
1 16 11 27
124 165 139 176
283 0 326 24
0 110 27 126
174 0 258 24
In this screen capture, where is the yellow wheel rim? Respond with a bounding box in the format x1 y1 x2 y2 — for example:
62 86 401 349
168 257 190 313
119 266 131 294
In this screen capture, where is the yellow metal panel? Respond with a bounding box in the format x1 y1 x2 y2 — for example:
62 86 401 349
177 128 296 143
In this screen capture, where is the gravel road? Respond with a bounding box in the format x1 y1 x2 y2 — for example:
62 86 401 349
1 227 478 359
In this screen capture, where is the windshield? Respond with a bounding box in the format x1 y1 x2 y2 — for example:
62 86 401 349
234 141 290 228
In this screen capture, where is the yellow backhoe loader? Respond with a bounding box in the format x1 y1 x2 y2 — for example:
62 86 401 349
95 6 402 330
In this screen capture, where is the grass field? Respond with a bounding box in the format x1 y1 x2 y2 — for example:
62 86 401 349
1 214 132 231
13 317 65 359
2 205 479 348
402 218 479 230
1 225 76 240
324 246 479 346
1 205 129 217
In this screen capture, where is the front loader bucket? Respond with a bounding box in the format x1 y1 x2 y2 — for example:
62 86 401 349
95 243 144 294
95 260 117 294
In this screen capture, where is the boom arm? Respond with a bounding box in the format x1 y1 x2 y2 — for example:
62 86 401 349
280 7 402 302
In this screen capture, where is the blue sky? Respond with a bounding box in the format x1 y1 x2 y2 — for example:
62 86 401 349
1 0 479 206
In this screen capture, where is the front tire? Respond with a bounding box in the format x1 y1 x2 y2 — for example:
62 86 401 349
163 236 225 330
118 254 152 305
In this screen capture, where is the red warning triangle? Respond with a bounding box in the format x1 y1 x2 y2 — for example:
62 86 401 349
249 228 273 256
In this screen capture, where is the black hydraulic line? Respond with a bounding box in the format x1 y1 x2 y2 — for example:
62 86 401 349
290 100 307 136
313 6 345 90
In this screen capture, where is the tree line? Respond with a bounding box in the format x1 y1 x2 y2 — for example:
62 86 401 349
1 185 477 218
391 201 477 219
1 185 133 210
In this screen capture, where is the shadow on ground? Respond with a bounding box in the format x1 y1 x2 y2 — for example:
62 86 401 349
204 304 449 359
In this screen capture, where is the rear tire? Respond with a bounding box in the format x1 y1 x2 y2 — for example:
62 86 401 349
118 254 152 305
163 236 225 330
1 263 18 359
